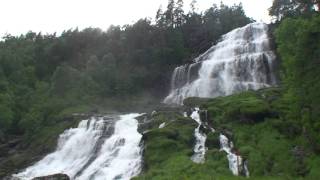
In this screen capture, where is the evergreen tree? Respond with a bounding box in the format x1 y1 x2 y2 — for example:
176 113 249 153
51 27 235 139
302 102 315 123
156 6 166 28
269 0 319 21
190 0 197 14
165 0 175 27
174 0 185 27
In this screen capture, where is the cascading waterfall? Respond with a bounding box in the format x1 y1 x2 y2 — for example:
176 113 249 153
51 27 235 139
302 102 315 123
190 108 207 164
164 22 277 105
219 134 249 177
187 107 249 176
13 113 143 180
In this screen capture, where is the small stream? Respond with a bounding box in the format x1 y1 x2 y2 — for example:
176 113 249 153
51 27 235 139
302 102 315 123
188 107 250 177
190 108 207 164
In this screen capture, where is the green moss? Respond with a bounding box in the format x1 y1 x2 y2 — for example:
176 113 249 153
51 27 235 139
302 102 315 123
183 97 211 107
202 88 320 178
206 132 220 149
204 90 277 124
136 88 320 179
142 116 197 170
306 155 320 180
137 111 232 179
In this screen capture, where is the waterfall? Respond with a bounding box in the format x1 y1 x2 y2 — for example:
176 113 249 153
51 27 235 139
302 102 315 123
164 22 277 105
219 134 249 177
13 114 143 180
190 108 207 164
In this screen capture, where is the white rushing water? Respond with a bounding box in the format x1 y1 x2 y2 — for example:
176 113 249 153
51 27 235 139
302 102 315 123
159 122 166 129
219 134 249 177
190 108 207 164
164 23 277 105
13 113 143 180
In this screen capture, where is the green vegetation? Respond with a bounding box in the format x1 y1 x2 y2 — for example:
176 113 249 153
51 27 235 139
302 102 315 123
269 0 320 21
0 1 251 137
275 14 320 153
202 88 310 179
136 88 320 179
135 111 233 180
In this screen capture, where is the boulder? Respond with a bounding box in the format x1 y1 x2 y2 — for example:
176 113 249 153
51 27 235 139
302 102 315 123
32 173 70 180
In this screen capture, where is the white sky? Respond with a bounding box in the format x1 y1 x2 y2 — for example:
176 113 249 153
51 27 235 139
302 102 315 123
0 0 273 37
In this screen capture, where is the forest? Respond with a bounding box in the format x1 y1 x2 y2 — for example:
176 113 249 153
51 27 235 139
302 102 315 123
0 1 251 135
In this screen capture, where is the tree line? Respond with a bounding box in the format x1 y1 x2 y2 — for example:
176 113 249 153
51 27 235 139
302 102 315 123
269 0 320 21
271 0 320 152
0 1 252 135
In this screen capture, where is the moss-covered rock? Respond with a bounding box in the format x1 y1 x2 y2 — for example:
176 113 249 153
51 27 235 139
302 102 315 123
136 110 234 179
183 97 211 108
206 132 220 149
142 115 197 171
199 87 320 179
32 173 70 180
205 90 276 124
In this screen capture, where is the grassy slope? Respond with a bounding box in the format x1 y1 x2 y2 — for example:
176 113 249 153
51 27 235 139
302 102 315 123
135 88 320 180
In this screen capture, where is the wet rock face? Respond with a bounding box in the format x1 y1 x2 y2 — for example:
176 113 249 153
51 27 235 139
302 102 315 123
169 62 201 90
31 173 70 180
136 114 153 134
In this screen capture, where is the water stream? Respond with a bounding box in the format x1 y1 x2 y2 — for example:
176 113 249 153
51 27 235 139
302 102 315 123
190 108 207 164
13 114 143 180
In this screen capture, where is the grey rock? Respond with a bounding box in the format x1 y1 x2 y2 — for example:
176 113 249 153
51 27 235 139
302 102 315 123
32 173 70 180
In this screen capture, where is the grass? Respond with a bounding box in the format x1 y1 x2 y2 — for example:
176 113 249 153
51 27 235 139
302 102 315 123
135 88 320 180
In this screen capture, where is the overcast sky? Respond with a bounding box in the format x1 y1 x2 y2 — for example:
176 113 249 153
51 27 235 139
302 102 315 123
0 0 273 37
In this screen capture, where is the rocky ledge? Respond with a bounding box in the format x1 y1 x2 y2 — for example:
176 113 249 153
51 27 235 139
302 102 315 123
31 173 70 180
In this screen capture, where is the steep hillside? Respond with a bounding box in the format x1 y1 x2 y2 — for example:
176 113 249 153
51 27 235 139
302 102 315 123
135 88 320 179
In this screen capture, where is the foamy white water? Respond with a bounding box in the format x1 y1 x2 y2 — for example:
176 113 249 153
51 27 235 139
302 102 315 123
159 122 166 129
164 22 277 105
13 113 143 180
219 134 249 176
190 108 207 164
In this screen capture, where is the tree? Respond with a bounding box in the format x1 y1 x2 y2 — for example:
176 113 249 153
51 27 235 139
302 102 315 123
165 0 175 27
190 0 197 14
276 15 320 151
174 0 185 27
269 0 319 21
156 6 166 27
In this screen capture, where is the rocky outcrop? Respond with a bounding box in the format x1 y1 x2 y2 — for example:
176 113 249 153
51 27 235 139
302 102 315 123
32 173 70 180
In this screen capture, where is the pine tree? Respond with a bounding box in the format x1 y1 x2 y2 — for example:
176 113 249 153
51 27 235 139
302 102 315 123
165 0 175 27
174 0 185 27
190 0 197 14
269 0 318 21
156 5 166 27
156 5 163 21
